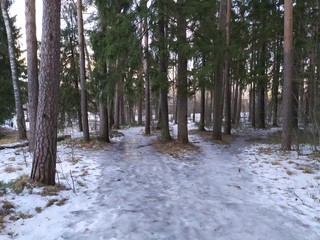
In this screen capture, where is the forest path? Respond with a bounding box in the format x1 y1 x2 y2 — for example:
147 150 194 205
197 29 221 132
60 127 319 240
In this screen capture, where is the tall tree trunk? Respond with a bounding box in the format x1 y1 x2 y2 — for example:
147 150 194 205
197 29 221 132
236 88 242 123
199 54 206 131
251 82 256 128
142 0 150 134
99 103 109 142
31 0 61 185
158 12 171 141
257 45 266 129
281 0 293 150
223 0 231 135
213 0 227 140
232 79 239 124
99 63 109 142
176 0 188 143
25 0 38 150
114 82 120 129
1 0 27 140
68 34 82 131
199 85 205 131
77 0 90 141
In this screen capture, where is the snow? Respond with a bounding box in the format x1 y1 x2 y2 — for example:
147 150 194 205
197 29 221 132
0 125 319 240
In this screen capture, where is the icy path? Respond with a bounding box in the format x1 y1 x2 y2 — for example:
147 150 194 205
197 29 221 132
60 127 319 240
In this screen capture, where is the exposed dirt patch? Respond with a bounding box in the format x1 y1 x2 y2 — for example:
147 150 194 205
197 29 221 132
152 139 199 158
189 129 238 145
0 128 19 144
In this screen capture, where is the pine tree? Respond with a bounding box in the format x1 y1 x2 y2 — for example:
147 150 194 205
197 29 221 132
31 0 61 185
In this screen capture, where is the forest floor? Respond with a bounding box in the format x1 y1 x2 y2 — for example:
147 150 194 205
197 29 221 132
0 124 319 240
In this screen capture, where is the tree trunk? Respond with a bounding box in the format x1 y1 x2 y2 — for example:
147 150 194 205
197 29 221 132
232 79 239 124
223 0 231 135
281 0 293 150
99 102 109 142
176 0 188 144
142 0 150 134
25 0 38 150
77 0 90 141
213 0 227 140
114 82 120 129
31 0 61 185
1 0 27 140
158 12 171 141
251 82 256 128
199 54 206 131
236 88 242 123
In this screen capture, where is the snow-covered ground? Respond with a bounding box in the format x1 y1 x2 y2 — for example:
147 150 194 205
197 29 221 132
0 125 319 239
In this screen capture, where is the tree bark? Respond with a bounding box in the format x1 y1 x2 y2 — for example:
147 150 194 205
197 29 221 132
223 0 231 135
31 0 61 185
142 0 150 134
158 9 171 141
213 0 227 140
25 0 38 150
176 0 188 143
1 0 27 140
281 0 293 150
77 0 90 141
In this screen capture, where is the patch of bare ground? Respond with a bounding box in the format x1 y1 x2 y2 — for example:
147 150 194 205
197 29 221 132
189 129 238 145
63 131 124 150
152 139 199 158
0 128 19 145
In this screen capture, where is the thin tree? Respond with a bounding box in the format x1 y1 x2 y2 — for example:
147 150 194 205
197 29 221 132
77 0 90 141
31 0 61 185
25 0 38 150
1 0 27 140
176 0 188 143
281 0 293 150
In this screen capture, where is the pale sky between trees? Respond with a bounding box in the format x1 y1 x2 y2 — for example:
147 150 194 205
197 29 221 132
11 0 42 48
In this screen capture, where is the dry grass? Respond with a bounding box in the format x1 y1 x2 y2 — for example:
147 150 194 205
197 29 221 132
271 160 281 166
45 199 58 208
12 175 30 194
0 128 19 144
0 200 15 229
40 184 68 197
4 166 17 173
189 129 238 145
314 176 320 180
35 207 42 213
152 139 199 158
64 136 114 150
258 147 272 155
295 165 314 174
56 198 68 206
286 170 294 176
80 169 89 177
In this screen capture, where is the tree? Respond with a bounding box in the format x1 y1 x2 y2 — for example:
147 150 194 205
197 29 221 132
176 0 189 143
157 0 171 141
142 0 151 135
212 0 227 140
77 0 90 141
25 0 38 151
31 0 61 185
223 0 231 135
0 12 14 125
1 0 27 140
281 0 293 150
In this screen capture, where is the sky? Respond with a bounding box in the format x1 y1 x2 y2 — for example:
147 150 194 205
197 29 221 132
10 0 43 49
